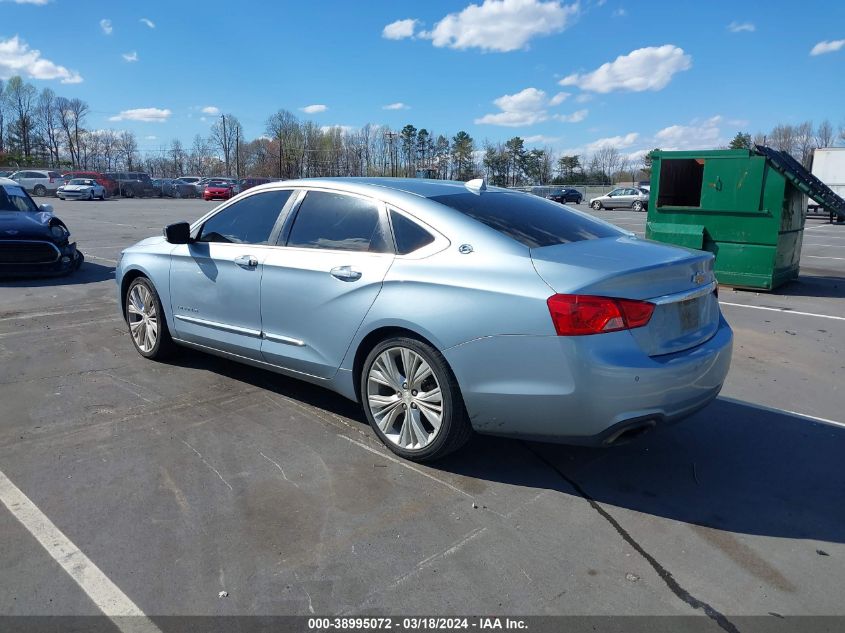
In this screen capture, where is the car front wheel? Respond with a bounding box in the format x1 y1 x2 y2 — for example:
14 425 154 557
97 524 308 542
632 200 644 212
361 337 472 462
125 277 175 360
591 200 602 210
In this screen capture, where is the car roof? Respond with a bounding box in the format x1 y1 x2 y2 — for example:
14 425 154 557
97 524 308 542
0 177 19 186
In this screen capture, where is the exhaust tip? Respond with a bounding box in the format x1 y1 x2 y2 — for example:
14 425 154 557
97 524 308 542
604 419 657 446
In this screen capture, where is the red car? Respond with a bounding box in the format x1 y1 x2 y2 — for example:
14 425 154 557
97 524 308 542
203 179 236 201
61 171 118 197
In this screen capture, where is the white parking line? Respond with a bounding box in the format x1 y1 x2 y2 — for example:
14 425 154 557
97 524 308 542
804 255 845 261
85 254 119 265
720 301 845 321
0 468 161 632
718 397 845 430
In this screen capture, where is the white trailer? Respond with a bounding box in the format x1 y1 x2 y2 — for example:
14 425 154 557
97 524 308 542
807 147 845 213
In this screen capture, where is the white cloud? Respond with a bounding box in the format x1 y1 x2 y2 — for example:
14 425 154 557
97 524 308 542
548 91 570 105
727 21 755 33
100 18 113 35
575 93 593 103
201 106 220 115
383 19 418 40
560 44 691 93
554 109 588 123
321 125 356 134
300 104 328 114
612 7 626 17
122 51 138 62
523 134 560 144
810 39 845 56
140 18 155 29
654 117 722 150
145 135 157 140
475 87 586 127
109 107 171 123
1 0 50 4
0 35 83 83
382 102 410 110
585 132 639 152
421 0 579 52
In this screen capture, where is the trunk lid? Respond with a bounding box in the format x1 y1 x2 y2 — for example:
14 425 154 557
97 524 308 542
531 236 720 356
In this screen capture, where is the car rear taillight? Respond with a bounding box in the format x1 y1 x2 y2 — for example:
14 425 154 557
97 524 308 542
546 294 655 336
49 176 55 183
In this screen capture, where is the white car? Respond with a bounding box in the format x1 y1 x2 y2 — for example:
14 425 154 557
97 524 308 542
57 178 107 201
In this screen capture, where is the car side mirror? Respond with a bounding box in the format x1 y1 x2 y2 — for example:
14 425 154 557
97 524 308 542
39 204 54 214
163 221 191 244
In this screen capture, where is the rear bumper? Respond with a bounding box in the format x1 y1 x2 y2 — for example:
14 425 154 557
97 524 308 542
443 316 733 444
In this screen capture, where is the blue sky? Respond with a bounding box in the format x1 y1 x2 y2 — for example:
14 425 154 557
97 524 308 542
1 0 844 160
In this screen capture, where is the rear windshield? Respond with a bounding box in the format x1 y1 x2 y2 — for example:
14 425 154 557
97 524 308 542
429 192 623 248
0 184 38 212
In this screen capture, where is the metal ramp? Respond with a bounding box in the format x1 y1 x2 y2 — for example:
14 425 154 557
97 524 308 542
755 144 845 222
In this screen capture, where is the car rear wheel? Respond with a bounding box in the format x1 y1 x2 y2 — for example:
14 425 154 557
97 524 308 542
361 337 471 462
123 186 135 198
632 200 644 212
591 200 603 210
33 185 47 197
125 277 175 360
86 190 93 201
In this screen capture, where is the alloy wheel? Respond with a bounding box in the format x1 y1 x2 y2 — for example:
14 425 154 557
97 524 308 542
127 284 159 353
366 347 443 450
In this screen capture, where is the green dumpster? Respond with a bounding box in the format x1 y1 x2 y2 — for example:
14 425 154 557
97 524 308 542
645 147 810 290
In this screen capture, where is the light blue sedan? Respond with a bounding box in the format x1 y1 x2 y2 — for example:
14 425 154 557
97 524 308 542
115 178 732 462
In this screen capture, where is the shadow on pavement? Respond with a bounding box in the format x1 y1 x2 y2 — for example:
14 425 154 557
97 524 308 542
165 349 845 544
0 261 114 288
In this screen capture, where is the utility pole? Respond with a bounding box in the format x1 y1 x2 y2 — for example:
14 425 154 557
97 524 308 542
220 114 228 175
235 124 240 179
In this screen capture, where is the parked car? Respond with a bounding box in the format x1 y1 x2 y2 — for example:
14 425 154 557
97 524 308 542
103 171 156 198
152 178 197 199
56 178 107 201
202 179 237 201
589 187 650 211
60 171 117 197
0 177 83 276
116 178 732 462
546 188 583 204
175 176 202 187
9 169 63 197
239 177 273 192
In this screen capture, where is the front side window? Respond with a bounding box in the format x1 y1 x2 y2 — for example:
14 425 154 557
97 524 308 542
198 190 292 244
287 191 390 253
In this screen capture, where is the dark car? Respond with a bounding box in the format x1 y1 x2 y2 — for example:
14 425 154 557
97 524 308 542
546 188 583 204
152 178 197 198
61 171 117 197
0 177 83 277
103 171 156 198
238 177 273 192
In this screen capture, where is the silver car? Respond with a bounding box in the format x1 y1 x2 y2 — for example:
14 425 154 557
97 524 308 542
590 187 649 211
115 178 732 462
57 178 107 201
10 169 63 197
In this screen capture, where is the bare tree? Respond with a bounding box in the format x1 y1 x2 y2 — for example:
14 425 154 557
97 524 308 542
6 76 37 158
816 119 834 148
117 131 138 171
591 146 626 182
769 124 797 157
210 114 240 175
36 88 61 166
794 121 815 166
189 134 212 175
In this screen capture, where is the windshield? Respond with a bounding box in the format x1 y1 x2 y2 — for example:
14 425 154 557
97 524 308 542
0 184 39 212
430 191 623 248
69 179 92 185
208 181 230 187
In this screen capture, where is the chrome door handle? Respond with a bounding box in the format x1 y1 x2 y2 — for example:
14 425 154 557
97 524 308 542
234 254 258 268
330 265 362 281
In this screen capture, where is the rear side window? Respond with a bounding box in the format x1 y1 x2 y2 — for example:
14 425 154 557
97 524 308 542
429 192 623 248
0 185 38 212
390 210 435 255
287 191 390 253
198 190 292 244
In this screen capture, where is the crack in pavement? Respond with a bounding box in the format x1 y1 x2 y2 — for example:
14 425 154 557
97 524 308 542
521 442 740 633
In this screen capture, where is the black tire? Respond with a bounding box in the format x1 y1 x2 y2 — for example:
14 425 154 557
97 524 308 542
360 336 472 462
123 185 135 198
124 277 176 360
632 200 644 212
33 185 47 197
591 200 602 210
